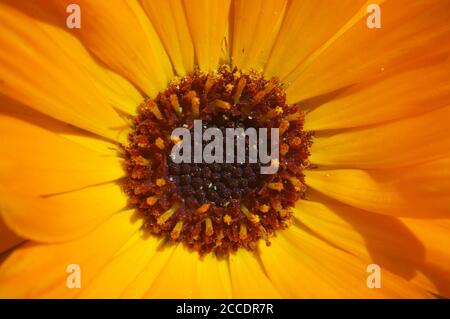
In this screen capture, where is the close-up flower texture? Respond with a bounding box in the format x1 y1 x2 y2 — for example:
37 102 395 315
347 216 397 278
0 0 449 299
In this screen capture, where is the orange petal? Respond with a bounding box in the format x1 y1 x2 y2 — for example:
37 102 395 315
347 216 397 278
120 244 175 298
0 209 143 298
228 249 281 298
294 196 450 297
305 157 450 218
78 232 162 298
0 113 124 196
145 244 231 298
264 0 366 82
140 0 194 76
1 96 120 156
183 0 232 71
0 2 128 141
260 226 430 298
305 59 450 130
49 0 173 97
310 106 450 169
285 0 450 103
231 0 288 72
0 182 127 243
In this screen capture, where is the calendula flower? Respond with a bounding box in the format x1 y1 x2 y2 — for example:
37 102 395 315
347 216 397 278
0 0 449 298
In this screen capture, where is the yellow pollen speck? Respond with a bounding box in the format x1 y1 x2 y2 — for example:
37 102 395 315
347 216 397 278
156 178 166 187
259 204 270 213
155 137 165 150
225 83 234 93
223 214 232 225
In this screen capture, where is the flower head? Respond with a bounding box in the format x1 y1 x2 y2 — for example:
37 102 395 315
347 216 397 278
0 0 449 298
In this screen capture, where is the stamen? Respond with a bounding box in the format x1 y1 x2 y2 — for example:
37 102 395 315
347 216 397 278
279 120 290 136
241 205 260 224
186 90 200 117
239 223 248 240
205 217 214 236
204 75 217 95
233 77 247 104
147 100 164 120
197 203 211 214
171 220 184 239
253 78 277 103
210 99 231 110
157 203 179 225
170 94 182 116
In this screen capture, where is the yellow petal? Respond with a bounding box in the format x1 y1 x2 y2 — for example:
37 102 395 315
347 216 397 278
78 232 161 298
0 182 127 243
51 0 173 97
310 106 450 169
0 209 143 298
0 113 124 196
183 0 231 71
228 249 281 298
305 157 450 218
140 0 194 76
120 244 175 298
145 244 231 298
305 59 450 130
294 197 450 297
1 96 120 156
231 0 288 72
264 0 366 82
260 226 430 298
0 2 128 141
285 0 450 103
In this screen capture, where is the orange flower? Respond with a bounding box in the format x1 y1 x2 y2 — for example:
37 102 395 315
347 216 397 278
0 0 449 298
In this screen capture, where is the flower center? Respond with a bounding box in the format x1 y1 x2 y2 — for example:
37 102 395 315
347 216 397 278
123 66 312 255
